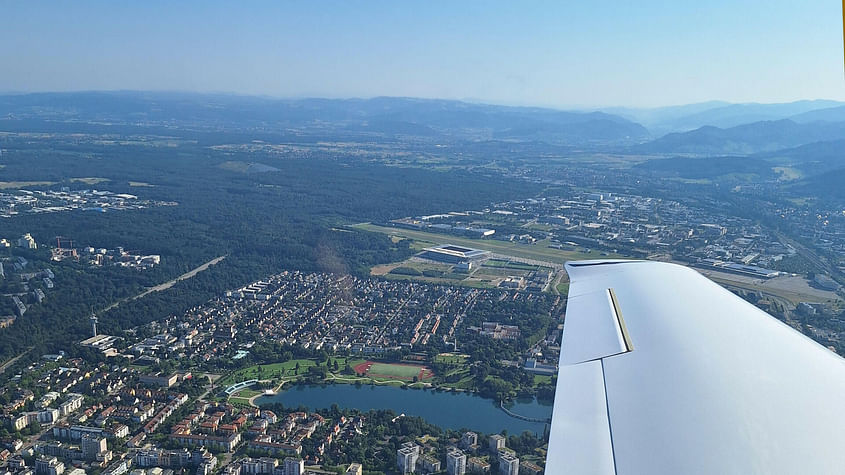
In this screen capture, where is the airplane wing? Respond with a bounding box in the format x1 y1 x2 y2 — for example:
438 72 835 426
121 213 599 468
546 260 845 474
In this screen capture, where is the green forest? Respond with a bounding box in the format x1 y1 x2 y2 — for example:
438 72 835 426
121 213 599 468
0 129 539 364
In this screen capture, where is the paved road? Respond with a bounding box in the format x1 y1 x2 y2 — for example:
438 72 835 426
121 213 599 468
140 255 227 296
99 255 226 314
0 347 33 375
547 269 567 294
197 373 223 400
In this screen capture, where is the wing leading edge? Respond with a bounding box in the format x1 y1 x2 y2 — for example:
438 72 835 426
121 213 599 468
546 260 845 474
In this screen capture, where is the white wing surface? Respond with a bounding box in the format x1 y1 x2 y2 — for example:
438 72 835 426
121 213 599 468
546 260 845 474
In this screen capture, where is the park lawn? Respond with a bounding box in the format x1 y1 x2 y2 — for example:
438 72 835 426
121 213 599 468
441 367 469 380
449 375 477 390
341 358 367 369
229 396 251 406
434 353 470 364
219 359 316 386
438 367 475 390
233 388 262 398
220 357 366 387
533 374 553 385
556 282 570 296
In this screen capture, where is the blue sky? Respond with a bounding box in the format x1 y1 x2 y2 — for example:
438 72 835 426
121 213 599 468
1 1 843 107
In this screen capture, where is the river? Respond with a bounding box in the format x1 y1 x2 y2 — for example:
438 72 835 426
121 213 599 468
256 383 553 435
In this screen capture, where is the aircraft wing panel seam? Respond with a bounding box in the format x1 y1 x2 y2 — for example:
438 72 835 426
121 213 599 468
600 358 620 475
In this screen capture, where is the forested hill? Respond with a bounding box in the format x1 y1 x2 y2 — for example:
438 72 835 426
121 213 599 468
635 119 845 155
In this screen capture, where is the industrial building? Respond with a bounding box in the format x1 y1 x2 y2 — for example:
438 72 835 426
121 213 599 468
418 245 489 264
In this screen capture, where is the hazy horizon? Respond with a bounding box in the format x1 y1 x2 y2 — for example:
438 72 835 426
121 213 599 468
2 1 844 109
0 89 843 113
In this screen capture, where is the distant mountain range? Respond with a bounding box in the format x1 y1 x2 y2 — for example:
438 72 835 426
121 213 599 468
635 137 845 184
2 91 844 180
0 92 649 146
789 105 845 123
605 100 845 134
635 119 845 155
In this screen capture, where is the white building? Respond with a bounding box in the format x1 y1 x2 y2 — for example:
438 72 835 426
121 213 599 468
397 442 420 474
497 451 519 475
35 456 64 475
283 458 304 475
447 447 466 475
82 434 108 461
240 458 277 475
461 431 477 450
488 434 506 453
18 233 37 249
38 408 60 424
59 394 84 416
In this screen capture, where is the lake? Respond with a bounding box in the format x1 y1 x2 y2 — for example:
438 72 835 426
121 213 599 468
256 383 553 435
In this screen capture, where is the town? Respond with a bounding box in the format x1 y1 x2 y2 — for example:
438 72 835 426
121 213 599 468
2 182 845 473
108 271 555 363
372 189 845 352
0 261 560 474
0 189 174 218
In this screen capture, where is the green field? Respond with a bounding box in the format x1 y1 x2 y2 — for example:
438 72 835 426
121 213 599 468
219 357 364 388
232 388 262 398
0 181 57 189
471 267 520 278
368 363 425 379
375 259 496 288
434 353 470 364
353 223 627 265
483 259 543 271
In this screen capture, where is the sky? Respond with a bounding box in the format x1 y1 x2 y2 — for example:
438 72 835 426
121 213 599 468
1 0 843 108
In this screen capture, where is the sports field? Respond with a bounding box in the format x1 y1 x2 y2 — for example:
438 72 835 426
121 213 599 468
354 361 434 381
